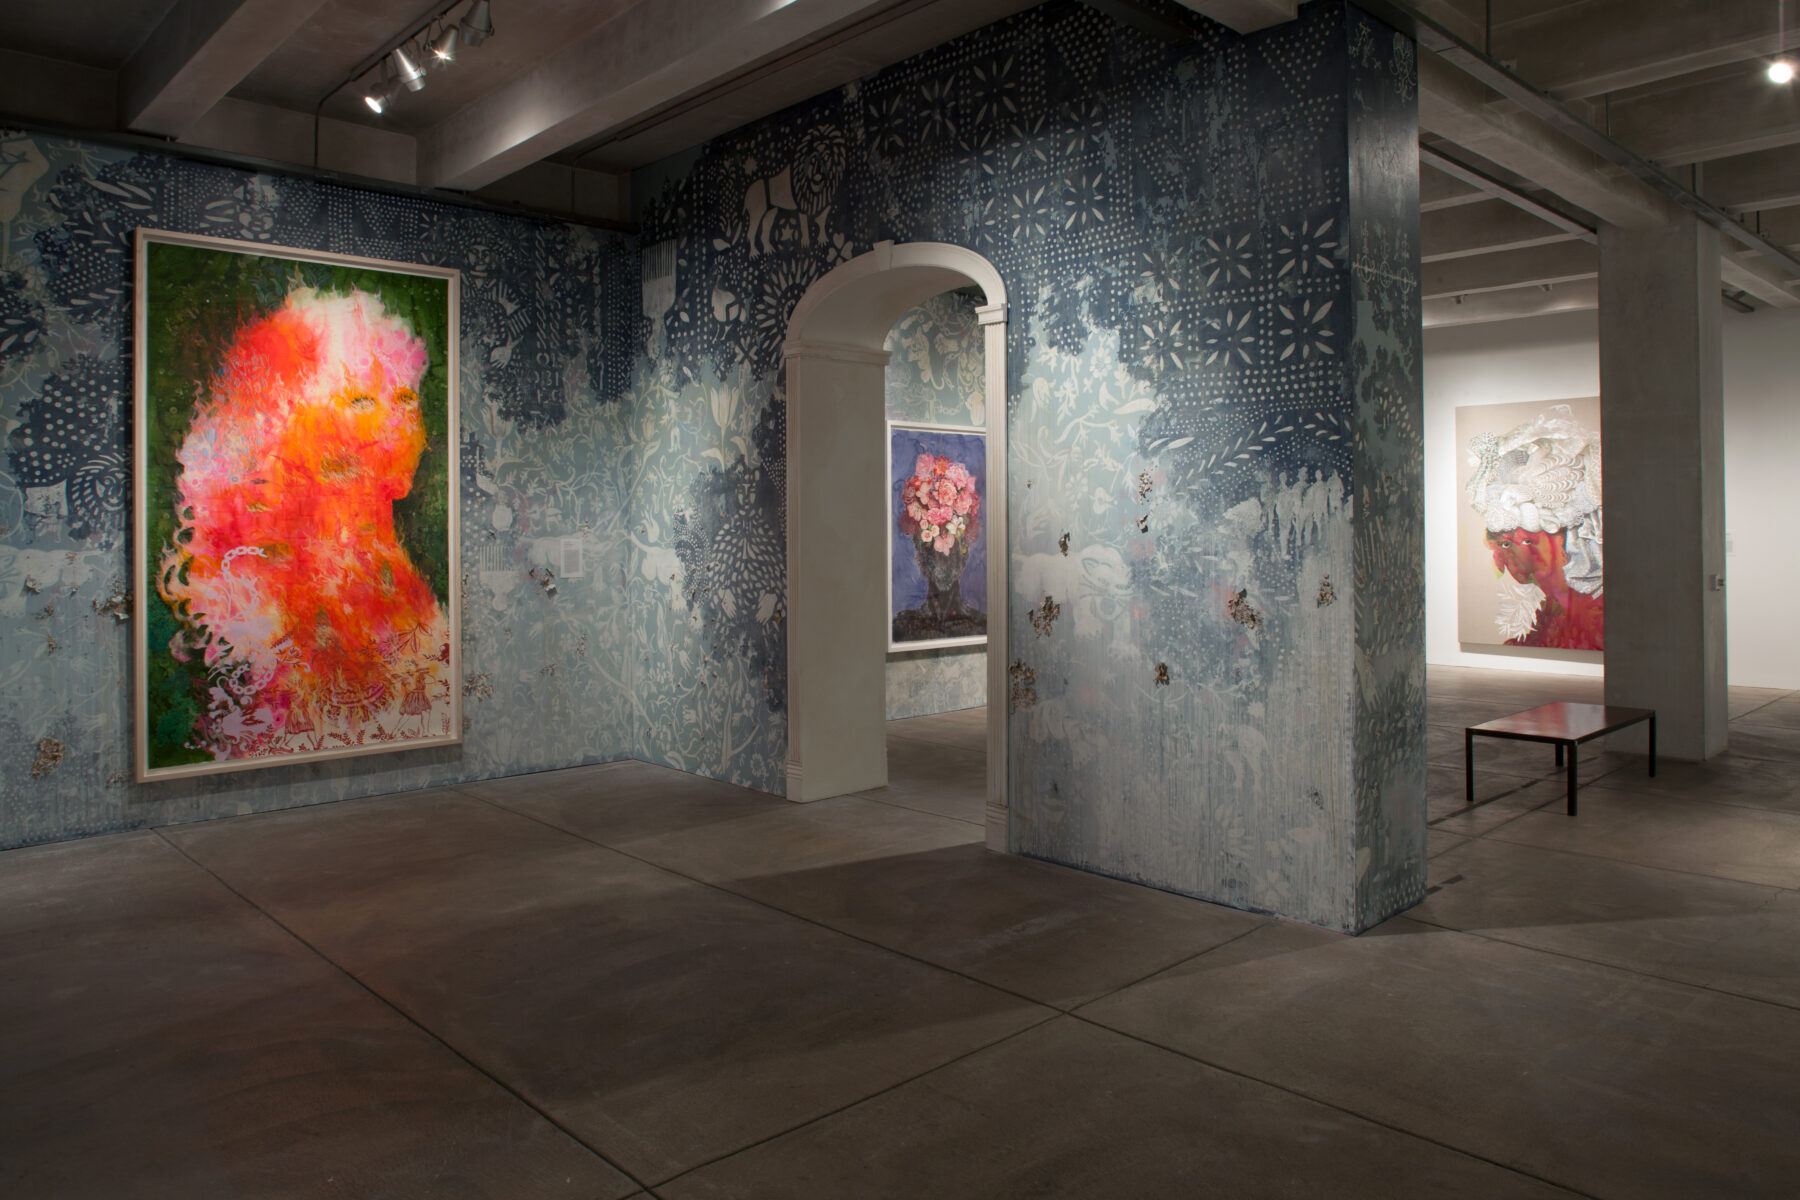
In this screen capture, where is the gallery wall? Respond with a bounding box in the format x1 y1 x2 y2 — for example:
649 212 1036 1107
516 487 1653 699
1422 311 1604 677
1422 305 1800 690
626 1 1425 930
884 289 987 721
0 129 641 849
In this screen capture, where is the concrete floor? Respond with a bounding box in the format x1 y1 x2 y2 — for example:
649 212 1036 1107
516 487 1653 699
5 666 1800 1198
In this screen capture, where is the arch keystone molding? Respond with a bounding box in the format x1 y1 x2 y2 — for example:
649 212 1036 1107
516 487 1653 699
782 241 1010 851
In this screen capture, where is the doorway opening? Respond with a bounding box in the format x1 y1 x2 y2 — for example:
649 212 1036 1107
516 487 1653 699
782 241 1009 851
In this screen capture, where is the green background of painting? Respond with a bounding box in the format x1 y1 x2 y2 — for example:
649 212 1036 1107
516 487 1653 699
141 238 454 770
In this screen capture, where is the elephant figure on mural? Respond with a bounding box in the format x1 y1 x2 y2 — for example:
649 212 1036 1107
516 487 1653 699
742 127 847 255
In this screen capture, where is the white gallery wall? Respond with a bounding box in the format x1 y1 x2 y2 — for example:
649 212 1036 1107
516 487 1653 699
1423 305 1800 690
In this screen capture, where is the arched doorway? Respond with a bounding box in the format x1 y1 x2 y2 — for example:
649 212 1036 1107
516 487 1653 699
782 241 1009 851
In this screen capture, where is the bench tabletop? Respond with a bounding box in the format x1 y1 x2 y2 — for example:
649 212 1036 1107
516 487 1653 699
1470 701 1655 742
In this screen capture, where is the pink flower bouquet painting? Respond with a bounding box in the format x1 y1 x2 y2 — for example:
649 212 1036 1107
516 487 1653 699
890 423 987 649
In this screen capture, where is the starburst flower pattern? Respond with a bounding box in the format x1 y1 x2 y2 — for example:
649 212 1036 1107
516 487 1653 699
917 74 959 144
1138 312 1189 374
1062 170 1108 231
1136 243 1187 304
1007 184 1056 240
1275 216 1338 279
1274 297 1336 361
1199 231 1256 287
1201 307 1257 367
967 54 1020 128
1062 96 1107 156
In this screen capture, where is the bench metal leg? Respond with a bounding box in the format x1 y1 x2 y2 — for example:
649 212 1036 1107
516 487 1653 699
1465 729 1475 805
1555 742 1564 768
1566 741 1578 816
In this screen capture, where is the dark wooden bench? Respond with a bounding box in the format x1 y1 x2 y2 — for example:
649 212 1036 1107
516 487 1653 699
1465 702 1656 816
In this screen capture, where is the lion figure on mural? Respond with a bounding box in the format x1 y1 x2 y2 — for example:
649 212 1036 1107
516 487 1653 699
742 126 847 255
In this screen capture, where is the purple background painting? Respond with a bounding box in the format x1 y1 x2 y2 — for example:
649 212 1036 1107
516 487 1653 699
890 425 987 624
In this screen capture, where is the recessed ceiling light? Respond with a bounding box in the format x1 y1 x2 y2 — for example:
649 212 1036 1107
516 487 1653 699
1771 59 1797 84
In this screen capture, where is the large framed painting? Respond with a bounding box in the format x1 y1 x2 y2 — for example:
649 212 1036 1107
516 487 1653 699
889 421 987 652
133 230 460 781
1456 398 1602 652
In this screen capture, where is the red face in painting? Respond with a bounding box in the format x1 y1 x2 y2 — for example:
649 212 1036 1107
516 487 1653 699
1484 527 1566 587
1484 525 1603 650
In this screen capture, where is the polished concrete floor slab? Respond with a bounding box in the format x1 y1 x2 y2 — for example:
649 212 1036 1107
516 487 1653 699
1485 788 1800 889
1080 917 1800 1199
164 790 1047 1185
6 666 1799 1198
1414 837 1800 1008
0 832 633 1200
661 1017 1578 1199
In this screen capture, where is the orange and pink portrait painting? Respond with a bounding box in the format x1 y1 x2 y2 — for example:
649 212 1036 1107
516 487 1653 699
134 231 459 780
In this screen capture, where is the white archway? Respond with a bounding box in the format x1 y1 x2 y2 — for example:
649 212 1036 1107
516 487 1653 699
782 241 1009 851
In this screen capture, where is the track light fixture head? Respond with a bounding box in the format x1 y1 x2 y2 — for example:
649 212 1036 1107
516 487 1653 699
430 23 460 63
391 45 427 92
461 1 494 48
363 62 396 113
1771 59 1797 85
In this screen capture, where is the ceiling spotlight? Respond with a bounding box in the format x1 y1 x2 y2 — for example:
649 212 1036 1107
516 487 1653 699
1771 59 1797 84
430 23 460 63
391 45 428 92
363 64 396 113
460 1 494 48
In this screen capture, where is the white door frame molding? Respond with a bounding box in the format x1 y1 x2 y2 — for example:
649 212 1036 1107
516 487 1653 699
782 240 1010 851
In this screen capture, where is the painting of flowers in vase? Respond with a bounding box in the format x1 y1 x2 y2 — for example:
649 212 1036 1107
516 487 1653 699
134 230 460 780
889 423 987 650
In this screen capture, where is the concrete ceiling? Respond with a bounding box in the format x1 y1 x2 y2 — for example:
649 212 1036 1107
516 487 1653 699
0 0 1795 321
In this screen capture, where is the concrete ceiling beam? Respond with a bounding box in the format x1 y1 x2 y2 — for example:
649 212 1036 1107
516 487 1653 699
1703 147 1800 214
1419 49 1673 231
119 0 332 137
1169 0 1297 35
416 0 999 191
1604 65 1800 167
1422 277 1599 327
1420 162 1486 211
1405 0 1483 48
1721 253 1800 308
1494 0 1800 100
1422 241 1598 300
1422 198 1581 262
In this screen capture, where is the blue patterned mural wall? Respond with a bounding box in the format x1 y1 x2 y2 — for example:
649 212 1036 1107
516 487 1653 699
885 288 987 720
0 131 641 848
628 0 1423 930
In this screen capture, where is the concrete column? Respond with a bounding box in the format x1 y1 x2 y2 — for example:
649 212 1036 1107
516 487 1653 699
1598 213 1728 760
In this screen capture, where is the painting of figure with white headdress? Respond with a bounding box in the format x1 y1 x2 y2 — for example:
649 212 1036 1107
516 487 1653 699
1456 399 1603 652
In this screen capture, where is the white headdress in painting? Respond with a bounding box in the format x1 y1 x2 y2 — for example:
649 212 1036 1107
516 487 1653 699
1465 403 1602 596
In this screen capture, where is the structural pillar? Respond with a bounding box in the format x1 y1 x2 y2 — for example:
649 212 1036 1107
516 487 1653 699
1598 212 1728 760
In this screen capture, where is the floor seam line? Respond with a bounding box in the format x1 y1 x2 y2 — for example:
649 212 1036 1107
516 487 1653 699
647 1010 1064 1190
458 789 1067 1015
1070 920 1276 1008
1063 1011 1601 1199
149 827 655 1198
1475 826 1800 894
1399 912 1800 1015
